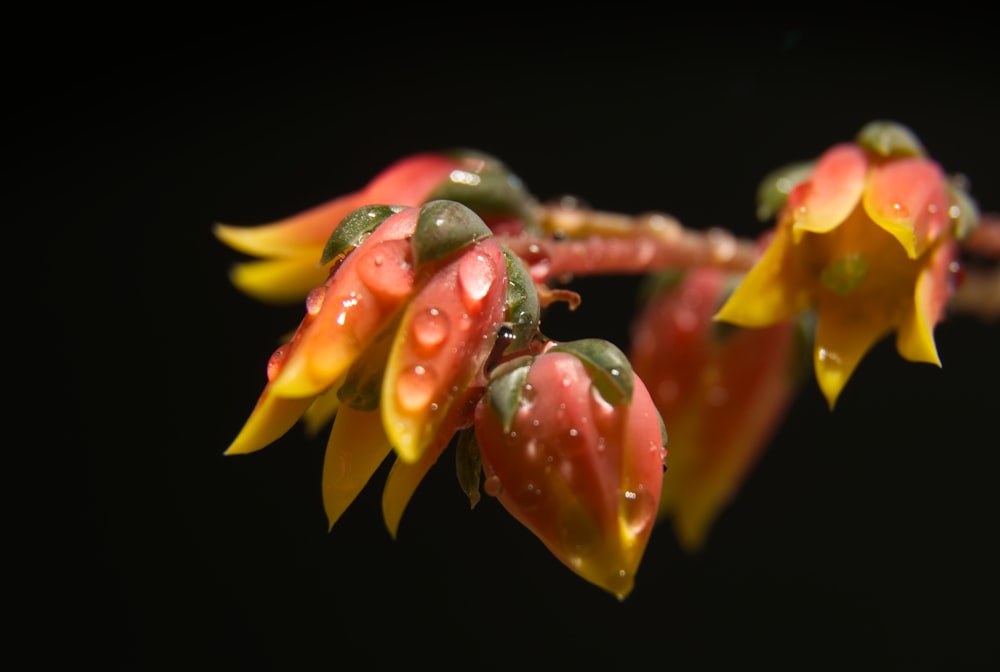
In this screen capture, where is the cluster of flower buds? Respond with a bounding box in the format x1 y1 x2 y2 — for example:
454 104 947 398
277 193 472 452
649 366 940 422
221 193 668 598
218 120 989 596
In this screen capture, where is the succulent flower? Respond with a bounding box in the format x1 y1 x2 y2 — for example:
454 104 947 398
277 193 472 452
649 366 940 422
715 121 977 408
474 339 668 599
225 200 510 535
214 150 537 303
630 267 806 552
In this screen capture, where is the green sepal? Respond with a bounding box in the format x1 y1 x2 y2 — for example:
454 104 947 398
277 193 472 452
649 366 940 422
658 410 668 453
756 160 815 222
856 120 927 159
320 204 406 265
501 247 540 354
486 355 534 434
454 427 483 510
412 200 493 270
550 338 634 406
428 149 540 232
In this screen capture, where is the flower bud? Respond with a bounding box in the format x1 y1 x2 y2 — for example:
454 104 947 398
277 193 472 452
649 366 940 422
474 341 667 599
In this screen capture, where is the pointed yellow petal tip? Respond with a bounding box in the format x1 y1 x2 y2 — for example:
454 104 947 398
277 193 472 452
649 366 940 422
322 407 394 531
227 256 330 305
223 393 316 456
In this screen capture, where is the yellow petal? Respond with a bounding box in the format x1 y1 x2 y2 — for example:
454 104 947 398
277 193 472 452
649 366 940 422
812 301 894 409
303 381 344 437
227 254 330 305
714 230 805 327
381 440 448 538
792 143 867 241
896 244 951 366
225 388 316 455
213 192 362 258
322 406 394 530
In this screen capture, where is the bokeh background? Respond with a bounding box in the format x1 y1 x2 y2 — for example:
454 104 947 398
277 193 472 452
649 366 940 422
44 12 999 670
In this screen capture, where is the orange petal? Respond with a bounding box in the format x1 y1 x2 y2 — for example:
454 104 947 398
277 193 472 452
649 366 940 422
227 253 331 305
322 406 394 530
792 143 867 240
270 210 419 398
863 157 949 259
812 301 894 408
381 239 507 464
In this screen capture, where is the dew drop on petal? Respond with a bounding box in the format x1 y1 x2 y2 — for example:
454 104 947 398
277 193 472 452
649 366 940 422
458 251 496 311
266 346 286 381
622 485 657 536
412 307 449 354
484 474 502 497
517 481 544 511
305 286 326 315
396 364 437 413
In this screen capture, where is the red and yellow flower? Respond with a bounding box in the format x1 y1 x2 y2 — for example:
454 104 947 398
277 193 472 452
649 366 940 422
225 200 510 535
715 121 977 408
214 150 536 303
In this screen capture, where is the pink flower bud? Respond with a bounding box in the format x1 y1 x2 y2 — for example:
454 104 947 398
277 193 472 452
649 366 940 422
474 342 667 599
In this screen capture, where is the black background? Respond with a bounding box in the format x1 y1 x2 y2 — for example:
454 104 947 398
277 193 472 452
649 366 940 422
37 11 999 671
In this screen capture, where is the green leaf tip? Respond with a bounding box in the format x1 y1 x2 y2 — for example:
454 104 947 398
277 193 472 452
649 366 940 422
486 355 534 434
856 120 927 159
321 204 407 265
501 247 540 355
550 338 635 406
412 200 493 270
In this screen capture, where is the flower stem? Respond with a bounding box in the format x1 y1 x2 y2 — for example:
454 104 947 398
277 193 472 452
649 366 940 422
505 202 1000 322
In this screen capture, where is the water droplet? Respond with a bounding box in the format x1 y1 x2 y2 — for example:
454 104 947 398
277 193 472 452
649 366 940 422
818 347 842 365
412 307 449 353
892 202 909 217
531 418 540 427
568 428 579 437
396 364 437 412
484 474 502 497
266 346 286 381
609 368 621 378
458 250 496 310
596 436 606 452
517 481 543 511
622 484 656 536
305 286 326 315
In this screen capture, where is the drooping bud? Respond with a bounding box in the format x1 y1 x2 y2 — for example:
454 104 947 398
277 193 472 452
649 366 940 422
475 341 667 599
